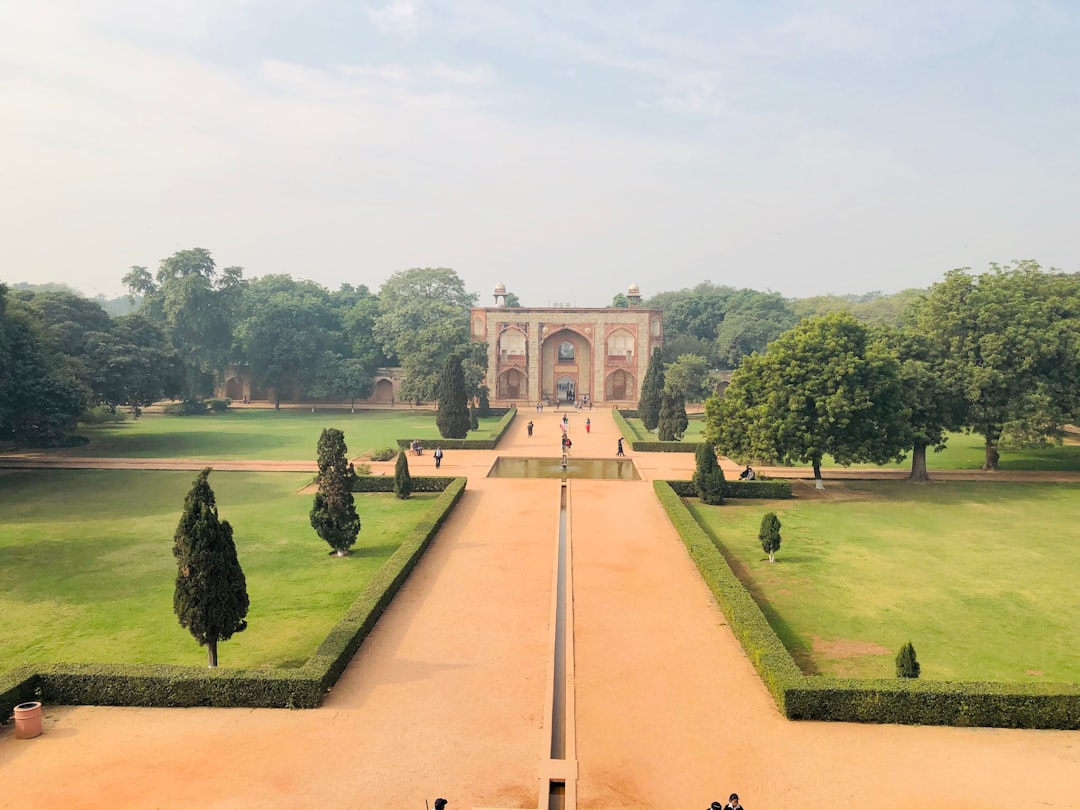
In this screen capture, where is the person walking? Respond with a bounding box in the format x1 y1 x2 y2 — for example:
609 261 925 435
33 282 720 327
585 418 591 434
616 437 625 456
433 446 444 469
527 420 534 437
724 793 743 810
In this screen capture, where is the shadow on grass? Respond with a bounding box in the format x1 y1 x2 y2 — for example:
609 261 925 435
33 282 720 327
690 504 818 674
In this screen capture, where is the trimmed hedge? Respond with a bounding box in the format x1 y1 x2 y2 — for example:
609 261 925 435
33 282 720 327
655 480 1080 729
353 476 453 493
666 478 792 500
654 481 801 711
0 478 467 713
612 408 701 452
396 406 516 450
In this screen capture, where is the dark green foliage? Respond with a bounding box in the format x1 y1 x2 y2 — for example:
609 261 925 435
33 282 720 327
657 388 688 441
206 398 231 412
478 386 491 417
435 355 471 439
759 511 782 562
163 399 209 416
394 450 413 499
896 641 921 679
667 478 792 499
693 444 726 505
172 468 249 668
469 402 479 431
638 346 665 431
370 446 398 461
309 428 361 556
352 476 453 493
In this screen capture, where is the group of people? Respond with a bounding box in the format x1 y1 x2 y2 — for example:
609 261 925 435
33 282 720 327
709 793 744 810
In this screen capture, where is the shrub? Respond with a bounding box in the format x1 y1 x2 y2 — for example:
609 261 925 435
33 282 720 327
759 512 782 563
206 397 232 412
80 406 130 425
370 446 398 462
896 641 921 679
693 444 725 505
353 462 372 476
163 399 208 416
394 450 413 499
310 428 361 557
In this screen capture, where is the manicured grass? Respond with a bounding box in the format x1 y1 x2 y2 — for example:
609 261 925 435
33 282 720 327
65 409 503 460
0 469 437 669
688 480 1080 682
825 432 1080 472
625 414 706 442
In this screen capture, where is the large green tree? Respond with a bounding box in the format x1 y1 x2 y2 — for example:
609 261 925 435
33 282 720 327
664 353 714 403
638 346 665 431
124 248 243 401
0 288 88 445
436 355 471 439
310 428 361 556
374 267 479 402
172 468 249 667
913 262 1080 470
706 312 907 488
233 276 341 408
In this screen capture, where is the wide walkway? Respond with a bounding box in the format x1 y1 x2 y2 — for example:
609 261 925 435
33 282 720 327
2 410 1080 808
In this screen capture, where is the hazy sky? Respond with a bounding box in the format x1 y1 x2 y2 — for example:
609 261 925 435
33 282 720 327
2 1 1077 306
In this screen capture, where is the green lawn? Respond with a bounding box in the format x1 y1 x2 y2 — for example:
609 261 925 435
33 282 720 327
65 409 503 460
625 414 706 442
689 481 1080 682
0 469 437 669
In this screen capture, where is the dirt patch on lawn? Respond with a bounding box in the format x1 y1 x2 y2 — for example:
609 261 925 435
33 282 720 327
807 635 893 677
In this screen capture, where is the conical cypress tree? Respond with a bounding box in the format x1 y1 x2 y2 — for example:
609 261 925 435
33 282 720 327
896 641 921 678
436 355 471 439
759 511 782 563
638 346 664 431
478 386 491 417
309 428 361 557
394 449 413 499
693 444 726 505
657 388 688 440
173 468 249 668
470 402 479 431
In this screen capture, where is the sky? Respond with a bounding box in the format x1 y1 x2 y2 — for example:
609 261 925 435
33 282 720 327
1 1 1077 307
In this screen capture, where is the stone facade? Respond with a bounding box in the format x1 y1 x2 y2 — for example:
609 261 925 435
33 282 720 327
471 286 663 405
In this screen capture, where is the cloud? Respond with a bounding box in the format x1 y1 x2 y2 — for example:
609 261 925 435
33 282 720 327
367 0 420 35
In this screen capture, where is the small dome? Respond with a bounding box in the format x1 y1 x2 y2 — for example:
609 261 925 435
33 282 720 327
627 283 641 296
494 281 507 295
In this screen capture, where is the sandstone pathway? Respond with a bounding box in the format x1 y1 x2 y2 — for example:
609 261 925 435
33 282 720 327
2 409 1080 809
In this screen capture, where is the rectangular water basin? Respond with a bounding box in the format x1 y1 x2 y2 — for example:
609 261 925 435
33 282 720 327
488 456 641 480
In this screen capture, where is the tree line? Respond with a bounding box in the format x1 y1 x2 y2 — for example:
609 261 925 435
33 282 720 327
701 260 1080 479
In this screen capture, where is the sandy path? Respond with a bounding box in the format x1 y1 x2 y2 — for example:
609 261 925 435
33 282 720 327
3 409 1080 809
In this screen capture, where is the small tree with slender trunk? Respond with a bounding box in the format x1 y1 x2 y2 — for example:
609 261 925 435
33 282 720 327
310 428 361 556
638 346 665 431
758 511 782 563
436 355 471 439
896 641 921 678
693 443 726 505
394 449 413 499
173 468 249 667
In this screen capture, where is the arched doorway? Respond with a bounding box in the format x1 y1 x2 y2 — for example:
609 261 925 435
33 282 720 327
498 368 527 400
224 377 244 401
556 374 576 403
606 369 635 401
374 378 394 403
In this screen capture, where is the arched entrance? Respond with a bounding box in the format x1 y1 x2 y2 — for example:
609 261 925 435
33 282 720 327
224 377 244 401
605 369 635 402
498 368 527 400
374 378 394 403
556 374 577 403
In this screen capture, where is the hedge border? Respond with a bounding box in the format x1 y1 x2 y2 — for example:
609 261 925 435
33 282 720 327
613 408 701 453
666 478 792 500
654 480 1080 729
395 406 516 451
353 475 453 493
1 478 466 716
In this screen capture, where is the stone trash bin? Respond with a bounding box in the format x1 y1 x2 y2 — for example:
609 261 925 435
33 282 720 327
14 701 43 739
